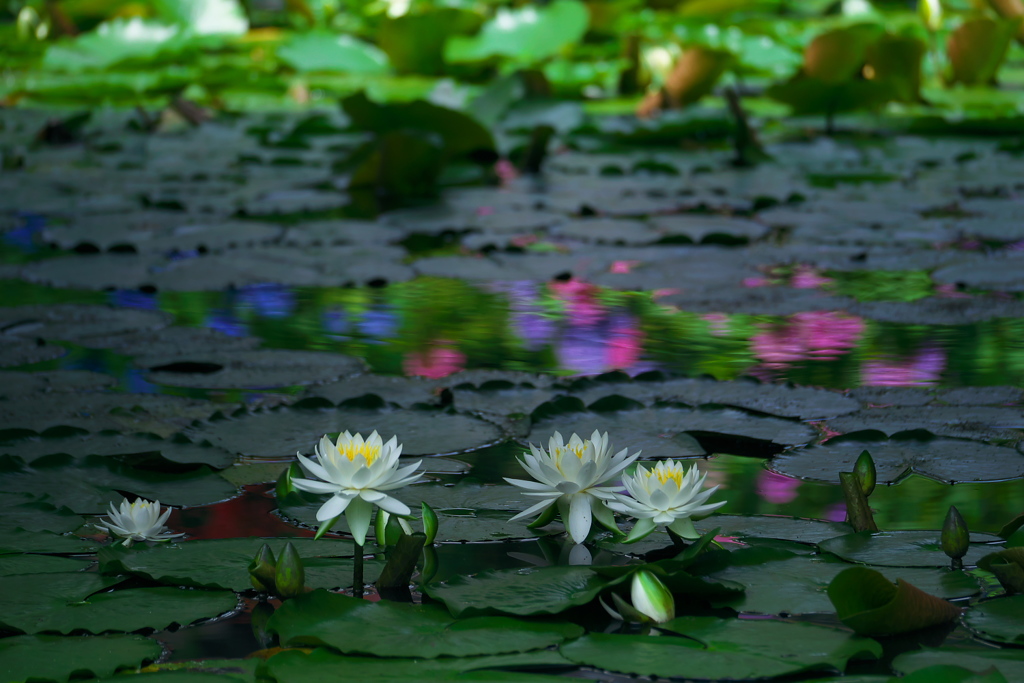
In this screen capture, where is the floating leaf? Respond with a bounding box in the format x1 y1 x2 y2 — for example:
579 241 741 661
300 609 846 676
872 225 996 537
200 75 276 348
819 530 1000 568
277 32 389 74
827 566 963 636
978 548 1024 594
0 634 161 683
894 646 1024 680
963 595 1024 645
445 0 589 64
269 590 582 658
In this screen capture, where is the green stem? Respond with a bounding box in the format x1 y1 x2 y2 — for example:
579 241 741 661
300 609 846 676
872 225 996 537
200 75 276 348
353 541 364 599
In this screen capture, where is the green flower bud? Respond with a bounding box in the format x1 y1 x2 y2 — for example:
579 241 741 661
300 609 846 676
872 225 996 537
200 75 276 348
421 502 439 546
854 450 876 497
275 462 305 500
274 542 305 599
941 505 969 564
375 509 391 546
250 600 275 649
631 569 675 624
248 543 277 592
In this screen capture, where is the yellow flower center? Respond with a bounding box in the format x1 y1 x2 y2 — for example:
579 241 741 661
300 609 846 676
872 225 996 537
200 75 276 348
649 461 684 487
337 442 381 465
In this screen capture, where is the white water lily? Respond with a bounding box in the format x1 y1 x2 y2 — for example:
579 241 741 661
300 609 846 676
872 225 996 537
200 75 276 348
505 430 640 544
292 431 422 545
609 460 725 542
98 498 183 547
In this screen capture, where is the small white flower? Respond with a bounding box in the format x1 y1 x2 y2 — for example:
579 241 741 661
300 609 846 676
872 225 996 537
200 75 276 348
292 431 422 545
609 460 725 542
505 430 640 544
98 498 183 547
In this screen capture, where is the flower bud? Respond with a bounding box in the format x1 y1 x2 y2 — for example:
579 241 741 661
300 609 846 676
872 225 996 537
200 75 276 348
942 505 969 563
275 462 304 500
421 502 439 546
631 569 675 624
274 542 305 599
248 543 277 593
918 0 942 32
375 509 391 547
854 450 876 497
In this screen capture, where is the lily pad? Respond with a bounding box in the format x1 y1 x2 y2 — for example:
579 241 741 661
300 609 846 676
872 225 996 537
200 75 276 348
0 337 68 368
264 647 573 683
561 617 881 680
824 407 1024 442
0 634 162 683
819 530 1002 568
0 304 171 342
277 32 389 74
694 514 869 545
0 572 237 634
893 646 1024 680
963 595 1024 645
80 326 262 359
0 370 116 397
0 433 235 469
0 555 91 576
529 405 815 456
303 375 443 408
185 406 505 458
771 435 1024 485
827 566 964 636
144 349 365 389
424 566 615 618
0 528 98 556
648 215 770 244
98 537 381 591
0 453 238 513
709 550 980 615
445 0 589 64
0 491 86 534
269 590 582 658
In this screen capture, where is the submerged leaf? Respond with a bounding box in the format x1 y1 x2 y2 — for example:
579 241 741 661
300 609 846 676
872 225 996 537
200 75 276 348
827 566 962 636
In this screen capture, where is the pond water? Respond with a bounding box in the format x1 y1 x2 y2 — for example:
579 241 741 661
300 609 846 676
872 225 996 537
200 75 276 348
2 115 1024 682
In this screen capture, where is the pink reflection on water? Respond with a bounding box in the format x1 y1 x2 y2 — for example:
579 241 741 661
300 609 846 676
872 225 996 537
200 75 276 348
702 313 731 337
861 346 946 387
757 470 801 504
790 265 834 290
610 260 640 274
825 502 847 523
403 341 467 379
934 283 972 299
751 311 865 372
494 158 519 185
549 278 604 326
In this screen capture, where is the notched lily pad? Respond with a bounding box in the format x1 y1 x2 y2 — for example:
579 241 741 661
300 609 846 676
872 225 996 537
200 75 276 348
0 634 162 683
0 370 116 397
186 405 505 458
824 407 1024 442
80 326 261 360
0 304 171 342
0 433 235 469
0 336 68 368
694 514 851 545
962 595 1024 646
819 530 1001 568
145 349 365 389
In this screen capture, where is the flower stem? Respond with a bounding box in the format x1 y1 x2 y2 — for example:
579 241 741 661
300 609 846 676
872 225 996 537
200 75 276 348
353 541 364 599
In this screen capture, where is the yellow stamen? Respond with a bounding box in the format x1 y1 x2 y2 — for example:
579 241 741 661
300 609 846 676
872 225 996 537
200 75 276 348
649 461 684 486
338 442 381 465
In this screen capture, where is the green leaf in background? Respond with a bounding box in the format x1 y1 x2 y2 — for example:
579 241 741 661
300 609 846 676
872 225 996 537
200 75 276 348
827 566 962 636
42 19 197 72
153 0 248 35
0 634 162 683
378 10 483 76
424 566 617 618
98 537 380 591
264 647 573 683
98 659 257 682
947 18 1019 86
963 595 1024 646
818 530 999 568
269 589 582 658
0 554 91 576
445 0 589 65
893 665 1009 683
978 548 1024 594
0 491 84 534
0 572 236 634
277 32 390 74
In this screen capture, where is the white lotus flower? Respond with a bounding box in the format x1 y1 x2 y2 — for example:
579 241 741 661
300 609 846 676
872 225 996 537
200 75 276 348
608 460 725 542
505 430 640 544
98 498 183 547
292 431 422 545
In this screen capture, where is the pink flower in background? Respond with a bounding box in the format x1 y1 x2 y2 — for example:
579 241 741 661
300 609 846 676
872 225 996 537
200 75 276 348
757 470 801 504
795 311 864 359
751 325 806 368
610 260 640 274
549 278 604 326
606 315 644 370
494 159 518 185
790 265 834 290
403 342 466 379
861 346 946 387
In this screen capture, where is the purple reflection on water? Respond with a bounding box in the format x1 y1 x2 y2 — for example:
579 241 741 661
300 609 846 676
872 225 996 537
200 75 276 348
124 367 162 394
825 502 847 523
206 311 249 338
235 283 295 319
108 289 159 311
323 308 352 335
757 470 801 504
861 346 946 387
2 213 46 253
556 313 649 376
490 281 556 350
357 307 398 340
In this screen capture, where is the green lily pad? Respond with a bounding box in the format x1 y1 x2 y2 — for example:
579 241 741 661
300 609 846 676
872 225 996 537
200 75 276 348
709 550 980 615
819 530 1001 568
0 571 237 634
99 658 257 682
963 595 1024 645
0 370 116 398
99 537 381 591
0 634 161 682
424 566 616 618
278 32 389 74
695 514 852 545
264 647 573 683
561 616 881 680
894 646 1024 680
824 406 1024 442
0 337 68 368
185 406 505 458
827 566 963 636
0 492 85 534
0 304 171 343
0 433 235 469
269 590 582 658
0 528 98 556
0 554 91 576
0 453 238 513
